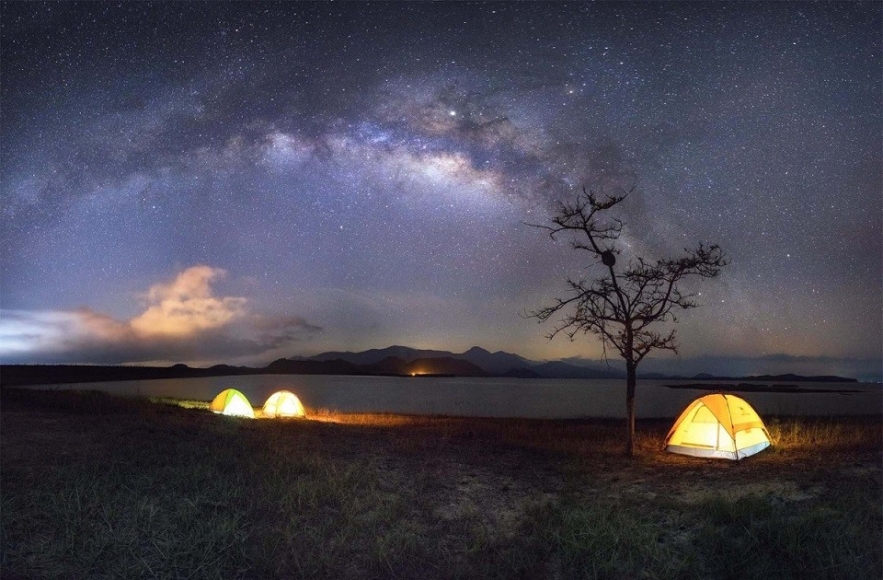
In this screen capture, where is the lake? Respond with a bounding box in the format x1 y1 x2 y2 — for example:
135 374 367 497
20 375 883 418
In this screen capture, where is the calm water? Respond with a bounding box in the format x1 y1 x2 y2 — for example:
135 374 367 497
23 375 882 418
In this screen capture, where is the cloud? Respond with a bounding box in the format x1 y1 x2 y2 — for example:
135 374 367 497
247 314 324 348
129 266 246 337
0 266 321 365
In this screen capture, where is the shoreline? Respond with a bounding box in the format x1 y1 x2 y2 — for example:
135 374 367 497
0 363 863 387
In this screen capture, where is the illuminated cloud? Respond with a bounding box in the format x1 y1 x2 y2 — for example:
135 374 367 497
130 266 246 337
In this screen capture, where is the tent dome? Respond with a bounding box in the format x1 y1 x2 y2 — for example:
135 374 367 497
262 390 306 418
665 393 770 460
209 388 255 418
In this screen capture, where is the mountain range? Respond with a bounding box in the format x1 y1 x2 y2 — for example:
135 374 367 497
274 346 860 382
0 345 859 386
296 345 626 379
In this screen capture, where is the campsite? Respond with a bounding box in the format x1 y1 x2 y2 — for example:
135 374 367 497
2 386 880 579
3 2 880 578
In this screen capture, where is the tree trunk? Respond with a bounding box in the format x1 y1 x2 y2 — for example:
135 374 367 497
625 359 636 457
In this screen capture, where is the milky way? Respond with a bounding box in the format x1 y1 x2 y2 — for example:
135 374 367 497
1 2 880 377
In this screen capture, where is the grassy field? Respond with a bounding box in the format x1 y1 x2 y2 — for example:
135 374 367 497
1 387 880 579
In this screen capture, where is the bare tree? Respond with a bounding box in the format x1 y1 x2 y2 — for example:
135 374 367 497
529 187 728 456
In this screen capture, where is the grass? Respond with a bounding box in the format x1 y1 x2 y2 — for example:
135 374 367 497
1 387 880 579
693 491 881 580
765 415 882 451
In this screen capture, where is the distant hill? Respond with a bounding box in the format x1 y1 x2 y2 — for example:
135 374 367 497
404 357 488 377
0 347 862 386
0 363 253 386
665 382 862 393
458 346 532 374
310 345 531 375
368 356 411 375
306 347 623 379
312 346 449 366
686 373 858 383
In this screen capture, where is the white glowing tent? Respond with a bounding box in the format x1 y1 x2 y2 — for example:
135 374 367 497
262 390 306 418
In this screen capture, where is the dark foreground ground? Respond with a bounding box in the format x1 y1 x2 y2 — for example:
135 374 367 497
1 387 881 579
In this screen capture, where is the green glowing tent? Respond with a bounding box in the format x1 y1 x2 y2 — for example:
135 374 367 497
209 388 254 418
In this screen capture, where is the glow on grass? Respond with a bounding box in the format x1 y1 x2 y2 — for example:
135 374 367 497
149 397 209 409
305 409 460 428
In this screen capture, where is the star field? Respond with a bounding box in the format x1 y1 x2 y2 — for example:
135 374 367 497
1 2 880 377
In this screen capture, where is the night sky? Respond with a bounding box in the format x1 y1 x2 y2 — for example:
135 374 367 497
2 2 880 378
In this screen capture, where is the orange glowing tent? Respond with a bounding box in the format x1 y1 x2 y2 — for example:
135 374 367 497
665 393 771 460
209 388 255 418
262 390 306 418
